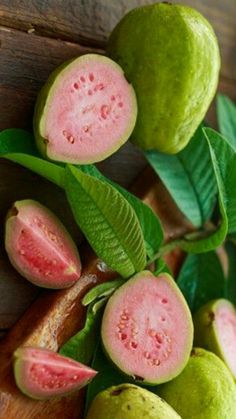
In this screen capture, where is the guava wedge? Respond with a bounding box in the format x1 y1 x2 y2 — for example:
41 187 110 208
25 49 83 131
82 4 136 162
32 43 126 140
86 383 181 419
158 348 236 419
5 199 81 289
14 346 97 400
34 54 137 164
108 3 220 154
101 271 193 385
194 298 236 379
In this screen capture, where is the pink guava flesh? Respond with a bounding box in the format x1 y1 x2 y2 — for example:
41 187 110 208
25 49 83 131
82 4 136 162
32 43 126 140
101 271 193 385
5 199 81 289
214 300 236 378
37 54 137 163
14 347 97 399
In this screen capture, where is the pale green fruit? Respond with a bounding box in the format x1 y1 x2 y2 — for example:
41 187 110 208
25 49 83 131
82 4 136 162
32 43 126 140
108 3 220 154
158 348 236 419
86 383 180 419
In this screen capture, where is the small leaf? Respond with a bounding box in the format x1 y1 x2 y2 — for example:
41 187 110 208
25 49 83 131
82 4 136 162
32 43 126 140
78 164 163 258
145 125 217 227
64 165 146 278
59 300 105 364
153 258 172 276
217 94 236 150
82 278 125 306
177 252 226 312
225 240 236 306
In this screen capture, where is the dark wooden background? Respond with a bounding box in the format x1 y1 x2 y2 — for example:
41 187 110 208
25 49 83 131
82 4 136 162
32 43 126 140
0 0 236 337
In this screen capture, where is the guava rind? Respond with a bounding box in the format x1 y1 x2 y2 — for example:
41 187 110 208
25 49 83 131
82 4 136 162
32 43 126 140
194 298 236 379
14 346 97 400
34 53 137 164
101 270 193 385
108 3 220 154
158 348 236 419
86 383 180 419
5 199 81 289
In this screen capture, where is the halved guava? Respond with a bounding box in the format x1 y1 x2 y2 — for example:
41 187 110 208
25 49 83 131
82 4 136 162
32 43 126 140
14 346 97 400
5 199 81 289
194 298 236 379
101 270 193 385
34 53 137 164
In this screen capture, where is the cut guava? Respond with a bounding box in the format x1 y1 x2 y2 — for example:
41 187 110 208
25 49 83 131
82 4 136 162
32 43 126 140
34 54 137 164
5 199 81 289
101 270 193 385
86 383 181 419
158 348 236 419
108 3 220 154
14 346 97 400
194 298 236 379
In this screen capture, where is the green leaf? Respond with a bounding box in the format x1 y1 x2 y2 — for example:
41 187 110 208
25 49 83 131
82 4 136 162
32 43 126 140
225 240 236 306
59 299 105 364
145 125 217 228
217 94 236 150
204 128 236 234
78 164 163 258
177 252 226 312
82 278 125 306
153 258 172 276
64 165 146 278
0 128 37 154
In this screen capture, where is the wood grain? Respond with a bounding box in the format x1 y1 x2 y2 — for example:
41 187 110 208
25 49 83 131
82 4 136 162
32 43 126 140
0 0 236 82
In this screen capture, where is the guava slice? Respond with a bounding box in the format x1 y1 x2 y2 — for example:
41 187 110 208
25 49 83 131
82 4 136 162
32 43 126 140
108 3 220 154
194 298 236 379
34 54 137 164
86 383 181 419
101 270 193 385
14 346 97 400
158 348 236 419
5 199 81 289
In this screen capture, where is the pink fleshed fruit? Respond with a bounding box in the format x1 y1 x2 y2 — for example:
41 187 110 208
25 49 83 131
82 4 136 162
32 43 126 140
34 54 137 164
5 199 81 289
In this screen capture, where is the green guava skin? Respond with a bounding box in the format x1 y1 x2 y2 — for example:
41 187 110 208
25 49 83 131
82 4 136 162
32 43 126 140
108 3 220 154
33 54 137 164
86 383 181 419
193 299 236 379
158 348 236 419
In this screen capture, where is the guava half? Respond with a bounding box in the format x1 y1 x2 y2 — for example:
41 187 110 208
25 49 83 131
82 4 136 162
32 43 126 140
86 383 180 419
194 298 236 379
108 3 220 154
34 53 137 164
101 270 193 385
14 346 97 400
158 348 236 419
5 199 81 288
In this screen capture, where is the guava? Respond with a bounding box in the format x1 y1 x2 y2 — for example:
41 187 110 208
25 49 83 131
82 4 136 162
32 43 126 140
194 298 236 379
101 270 193 385
158 348 236 419
5 199 81 289
34 53 137 164
13 346 97 400
108 3 220 154
86 383 180 419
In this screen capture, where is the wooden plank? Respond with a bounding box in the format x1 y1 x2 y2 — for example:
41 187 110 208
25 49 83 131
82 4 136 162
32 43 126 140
0 1 236 82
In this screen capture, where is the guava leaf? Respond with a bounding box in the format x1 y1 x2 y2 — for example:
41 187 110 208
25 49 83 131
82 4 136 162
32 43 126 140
177 252 226 313
217 94 236 150
64 165 146 278
82 278 125 306
225 240 236 306
77 164 164 258
59 299 105 364
0 129 64 187
145 125 217 228
153 258 172 276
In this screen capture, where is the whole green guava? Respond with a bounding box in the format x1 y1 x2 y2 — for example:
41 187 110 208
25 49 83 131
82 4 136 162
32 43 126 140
86 383 180 419
108 3 220 154
158 348 236 419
